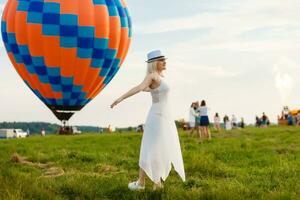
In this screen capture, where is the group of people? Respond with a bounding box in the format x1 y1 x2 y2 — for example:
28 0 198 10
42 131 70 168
255 112 270 127
278 106 300 126
288 113 300 126
188 100 211 139
221 114 245 130
189 102 245 134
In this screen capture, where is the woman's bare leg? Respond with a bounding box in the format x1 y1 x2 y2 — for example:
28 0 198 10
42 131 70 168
197 126 201 139
202 127 209 139
200 126 206 138
189 127 195 137
137 168 163 189
207 127 211 139
216 124 220 132
138 168 146 186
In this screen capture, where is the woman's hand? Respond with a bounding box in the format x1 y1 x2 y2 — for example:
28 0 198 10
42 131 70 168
110 98 122 109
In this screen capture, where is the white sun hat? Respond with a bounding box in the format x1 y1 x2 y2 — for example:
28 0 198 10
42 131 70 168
146 50 167 63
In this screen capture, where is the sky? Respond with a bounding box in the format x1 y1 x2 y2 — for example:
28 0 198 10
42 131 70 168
0 0 300 128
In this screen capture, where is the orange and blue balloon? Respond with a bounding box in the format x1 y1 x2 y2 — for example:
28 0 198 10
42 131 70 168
1 0 132 121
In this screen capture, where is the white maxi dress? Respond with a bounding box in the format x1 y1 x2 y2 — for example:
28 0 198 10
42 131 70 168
139 78 186 183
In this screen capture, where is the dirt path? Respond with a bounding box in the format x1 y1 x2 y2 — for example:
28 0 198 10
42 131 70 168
10 153 65 178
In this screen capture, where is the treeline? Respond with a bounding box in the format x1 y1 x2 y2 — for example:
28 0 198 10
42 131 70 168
0 122 101 134
0 121 183 135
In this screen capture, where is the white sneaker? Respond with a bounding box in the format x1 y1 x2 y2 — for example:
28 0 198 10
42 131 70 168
128 181 145 191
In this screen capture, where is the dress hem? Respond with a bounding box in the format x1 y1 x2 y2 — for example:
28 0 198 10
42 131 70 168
139 162 186 184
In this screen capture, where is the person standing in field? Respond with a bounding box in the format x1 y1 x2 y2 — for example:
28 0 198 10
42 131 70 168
261 112 268 127
296 111 300 126
189 102 199 136
240 117 245 128
255 116 261 127
194 101 202 139
111 50 185 190
287 114 294 125
40 128 45 136
198 100 211 139
223 115 231 130
214 113 221 132
231 114 237 128
283 106 289 119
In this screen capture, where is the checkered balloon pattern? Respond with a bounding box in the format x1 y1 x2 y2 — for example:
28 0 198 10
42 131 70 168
1 0 132 120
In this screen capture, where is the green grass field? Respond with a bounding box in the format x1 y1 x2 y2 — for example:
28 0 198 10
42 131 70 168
0 127 300 200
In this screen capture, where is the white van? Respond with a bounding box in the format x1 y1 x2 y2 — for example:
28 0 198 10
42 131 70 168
72 126 82 134
14 129 28 138
0 129 15 138
0 129 28 138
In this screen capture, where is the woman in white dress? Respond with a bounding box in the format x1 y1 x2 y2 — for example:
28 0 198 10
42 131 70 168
224 115 232 130
111 50 185 190
214 113 221 132
189 102 198 136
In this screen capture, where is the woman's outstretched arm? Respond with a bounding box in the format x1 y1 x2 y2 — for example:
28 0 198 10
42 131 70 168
110 74 154 108
143 87 152 92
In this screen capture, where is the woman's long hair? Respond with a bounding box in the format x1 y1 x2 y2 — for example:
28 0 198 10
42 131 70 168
146 61 158 76
201 100 206 106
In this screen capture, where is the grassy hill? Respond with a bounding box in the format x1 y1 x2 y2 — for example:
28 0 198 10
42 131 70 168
0 127 300 200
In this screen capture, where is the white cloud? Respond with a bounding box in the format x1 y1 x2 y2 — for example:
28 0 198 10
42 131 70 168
136 1 299 34
168 61 239 80
198 65 239 78
135 1 300 56
171 37 300 54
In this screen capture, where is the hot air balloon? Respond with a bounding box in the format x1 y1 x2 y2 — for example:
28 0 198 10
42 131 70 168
1 0 132 125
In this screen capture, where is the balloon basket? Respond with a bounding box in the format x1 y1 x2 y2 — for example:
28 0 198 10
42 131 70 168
58 121 74 135
58 126 74 135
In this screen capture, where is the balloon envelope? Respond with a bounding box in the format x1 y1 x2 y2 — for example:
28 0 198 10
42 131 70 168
1 0 132 120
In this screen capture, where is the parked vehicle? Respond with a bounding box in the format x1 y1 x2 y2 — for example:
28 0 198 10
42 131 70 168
0 129 15 138
14 129 28 138
0 129 28 138
72 127 82 134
